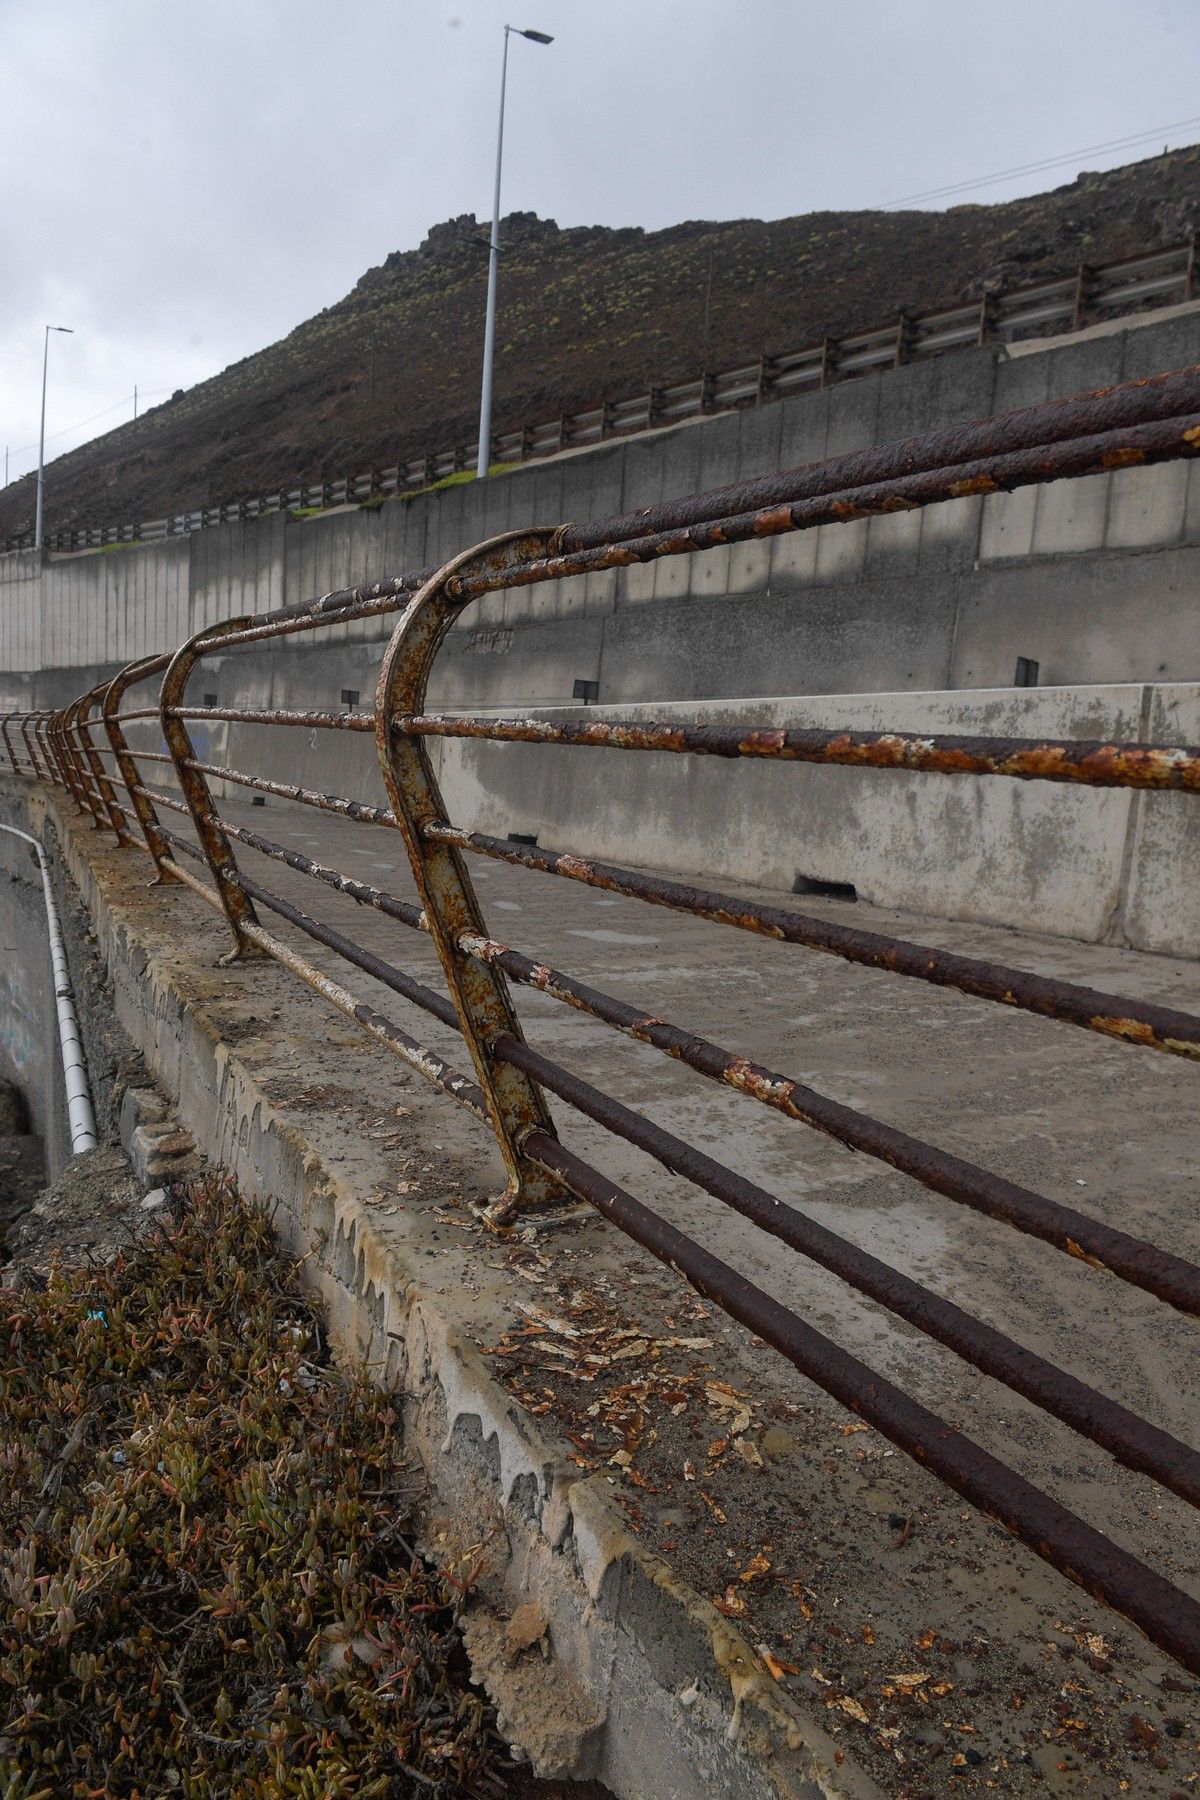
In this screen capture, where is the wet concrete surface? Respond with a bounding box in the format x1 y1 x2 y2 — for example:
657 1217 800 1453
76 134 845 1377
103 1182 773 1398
53 789 1200 1795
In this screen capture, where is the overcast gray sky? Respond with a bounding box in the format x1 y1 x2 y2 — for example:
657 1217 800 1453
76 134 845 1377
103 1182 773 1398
3 0 1198 485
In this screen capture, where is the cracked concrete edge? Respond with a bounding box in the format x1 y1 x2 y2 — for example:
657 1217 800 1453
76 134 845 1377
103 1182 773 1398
12 783 885 1800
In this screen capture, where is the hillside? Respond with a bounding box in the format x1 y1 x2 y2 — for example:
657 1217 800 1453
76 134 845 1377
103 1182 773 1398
4 146 1199 538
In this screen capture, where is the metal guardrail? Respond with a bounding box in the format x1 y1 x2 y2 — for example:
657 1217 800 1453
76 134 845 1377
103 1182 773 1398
4 364 1200 1678
5 235 1197 556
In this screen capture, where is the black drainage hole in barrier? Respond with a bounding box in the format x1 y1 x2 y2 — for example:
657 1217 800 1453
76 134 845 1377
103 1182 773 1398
508 832 539 847
792 873 857 902
251 795 267 807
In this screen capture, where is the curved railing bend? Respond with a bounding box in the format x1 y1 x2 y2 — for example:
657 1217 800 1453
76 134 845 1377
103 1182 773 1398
4 362 1200 1674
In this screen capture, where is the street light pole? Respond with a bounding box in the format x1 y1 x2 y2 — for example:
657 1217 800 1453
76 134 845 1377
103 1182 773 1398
35 324 73 551
476 23 553 480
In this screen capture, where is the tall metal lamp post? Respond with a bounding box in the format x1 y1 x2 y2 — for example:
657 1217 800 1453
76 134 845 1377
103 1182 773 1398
35 324 74 551
476 24 553 480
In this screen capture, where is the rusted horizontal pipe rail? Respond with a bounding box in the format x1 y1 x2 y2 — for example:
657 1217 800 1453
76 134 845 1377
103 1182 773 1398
144 822 1200 1671
212 365 1200 632
439 412 1200 604
491 1031 1200 1507
521 1127 1200 1676
557 364 1200 551
118 824 1200 1673
164 705 376 732
463 933 1200 1315
182 759 395 825
427 823 1200 1061
206 809 1200 1317
405 716 1200 792
146 813 1200 1506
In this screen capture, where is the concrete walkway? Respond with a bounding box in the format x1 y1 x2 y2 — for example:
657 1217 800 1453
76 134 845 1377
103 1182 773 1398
32 773 1196 1796
135 784 1199 1795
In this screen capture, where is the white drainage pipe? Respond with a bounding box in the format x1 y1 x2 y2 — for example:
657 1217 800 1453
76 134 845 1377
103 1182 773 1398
0 823 98 1155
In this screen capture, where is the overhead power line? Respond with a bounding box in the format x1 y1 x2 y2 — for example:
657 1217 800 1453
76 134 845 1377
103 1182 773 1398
6 388 172 464
880 114 1200 210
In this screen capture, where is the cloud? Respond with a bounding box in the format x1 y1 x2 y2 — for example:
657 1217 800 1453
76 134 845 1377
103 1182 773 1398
2 0 1196 485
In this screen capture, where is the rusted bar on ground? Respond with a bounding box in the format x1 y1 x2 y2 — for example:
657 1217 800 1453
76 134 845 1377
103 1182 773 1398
426 823 1200 1060
441 411 1200 603
458 930 1200 1315
405 714 1200 793
556 363 1200 552
520 1126 1200 1676
493 1031 1200 1507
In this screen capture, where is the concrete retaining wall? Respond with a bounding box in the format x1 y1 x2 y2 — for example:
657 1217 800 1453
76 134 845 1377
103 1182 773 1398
3 306 1200 716
428 685 1200 961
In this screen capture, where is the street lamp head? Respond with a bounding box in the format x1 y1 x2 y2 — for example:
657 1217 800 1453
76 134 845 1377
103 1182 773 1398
52 326 73 334
516 27 553 42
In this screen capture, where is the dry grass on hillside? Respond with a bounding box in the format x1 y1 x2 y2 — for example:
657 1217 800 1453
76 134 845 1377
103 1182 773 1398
0 1176 515 1799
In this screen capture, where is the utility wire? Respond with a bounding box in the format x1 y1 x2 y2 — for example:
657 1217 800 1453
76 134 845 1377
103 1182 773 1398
5 388 172 465
880 115 1200 209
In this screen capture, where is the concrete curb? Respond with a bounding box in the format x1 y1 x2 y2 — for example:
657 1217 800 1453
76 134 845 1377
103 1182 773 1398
10 780 884 1800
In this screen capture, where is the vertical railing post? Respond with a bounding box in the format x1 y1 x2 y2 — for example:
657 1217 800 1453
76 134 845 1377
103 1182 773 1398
50 706 88 809
375 529 570 1224
160 620 263 957
34 716 57 785
103 655 179 883
62 697 109 829
46 708 78 798
77 684 133 844
20 715 46 782
0 716 19 776
60 699 99 813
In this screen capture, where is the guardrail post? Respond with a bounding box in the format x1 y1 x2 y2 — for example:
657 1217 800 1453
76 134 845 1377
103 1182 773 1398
376 529 571 1224
78 684 133 844
62 699 101 810
103 656 179 883
160 620 263 957
0 715 19 776
34 716 58 787
21 714 47 783
63 696 111 831
1071 263 1093 332
46 708 84 806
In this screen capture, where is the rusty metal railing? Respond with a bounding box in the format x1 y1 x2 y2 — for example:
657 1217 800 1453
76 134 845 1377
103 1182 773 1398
4 364 1200 1675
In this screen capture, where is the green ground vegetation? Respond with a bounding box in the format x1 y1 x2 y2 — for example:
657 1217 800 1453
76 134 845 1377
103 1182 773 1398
0 1177 513 1799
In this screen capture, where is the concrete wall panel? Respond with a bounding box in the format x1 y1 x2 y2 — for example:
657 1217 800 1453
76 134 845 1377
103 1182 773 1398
3 304 1199 721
